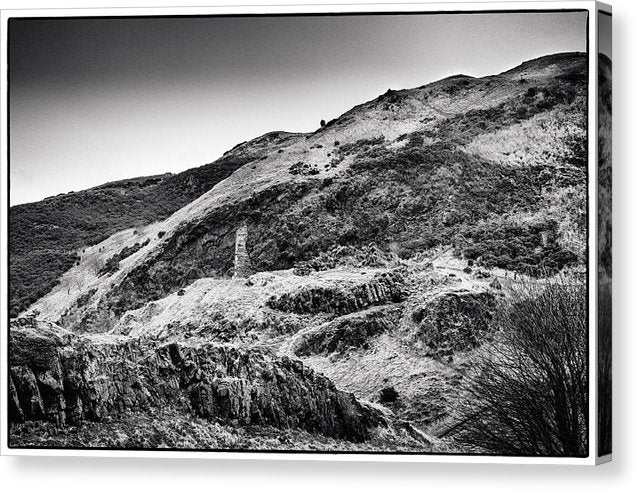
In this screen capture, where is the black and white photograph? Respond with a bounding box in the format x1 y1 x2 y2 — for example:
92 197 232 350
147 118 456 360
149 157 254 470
2 3 610 463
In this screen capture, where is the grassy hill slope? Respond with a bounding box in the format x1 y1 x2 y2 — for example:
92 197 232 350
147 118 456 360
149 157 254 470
15 52 587 328
9 131 302 316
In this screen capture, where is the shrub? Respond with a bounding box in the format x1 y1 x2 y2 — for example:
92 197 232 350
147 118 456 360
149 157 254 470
76 288 97 307
98 239 150 276
447 278 588 456
338 137 385 156
98 256 120 275
412 291 497 359
525 86 538 98
380 387 399 403
458 219 578 276
289 161 319 176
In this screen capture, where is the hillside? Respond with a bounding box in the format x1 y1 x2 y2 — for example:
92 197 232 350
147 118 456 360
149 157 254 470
9 52 590 454
13 52 587 327
9 131 303 317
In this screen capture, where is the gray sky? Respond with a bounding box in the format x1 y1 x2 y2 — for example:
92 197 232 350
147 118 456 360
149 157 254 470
9 11 587 205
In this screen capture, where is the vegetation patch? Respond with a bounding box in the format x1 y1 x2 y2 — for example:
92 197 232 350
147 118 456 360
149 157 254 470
75 288 97 308
289 161 319 176
293 244 400 276
98 239 150 276
456 219 578 276
426 75 585 146
338 136 386 156
9 408 430 453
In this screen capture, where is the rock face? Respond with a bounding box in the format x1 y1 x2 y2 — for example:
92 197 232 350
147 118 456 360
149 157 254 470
267 270 406 315
9 321 384 442
291 305 401 357
411 290 497 359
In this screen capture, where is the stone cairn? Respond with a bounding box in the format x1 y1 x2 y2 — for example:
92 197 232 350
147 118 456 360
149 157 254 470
233 222 252 279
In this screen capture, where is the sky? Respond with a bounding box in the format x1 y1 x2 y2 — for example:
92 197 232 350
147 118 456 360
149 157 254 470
9 11 587 205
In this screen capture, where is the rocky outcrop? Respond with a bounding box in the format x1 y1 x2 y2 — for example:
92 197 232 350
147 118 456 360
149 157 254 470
267 270 406 315
290 305 401 356
411 290 497 359
9 321 384 442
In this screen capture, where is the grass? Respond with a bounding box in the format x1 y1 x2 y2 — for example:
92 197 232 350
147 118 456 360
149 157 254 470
303 328 462 431
9 407 433 453
462 105 586 168
424 84 582 147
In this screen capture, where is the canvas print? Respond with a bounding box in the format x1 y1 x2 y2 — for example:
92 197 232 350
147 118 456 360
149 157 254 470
6 8 594 457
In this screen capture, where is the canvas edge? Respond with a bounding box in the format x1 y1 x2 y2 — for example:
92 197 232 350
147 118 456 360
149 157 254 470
594 0 612 466
0 1 603 465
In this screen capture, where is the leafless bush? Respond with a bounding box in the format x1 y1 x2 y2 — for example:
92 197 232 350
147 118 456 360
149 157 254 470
446 277 588 456
85 255 105 275
58 274 85 295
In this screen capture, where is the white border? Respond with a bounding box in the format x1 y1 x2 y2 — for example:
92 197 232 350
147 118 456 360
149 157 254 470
0 0 603 465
